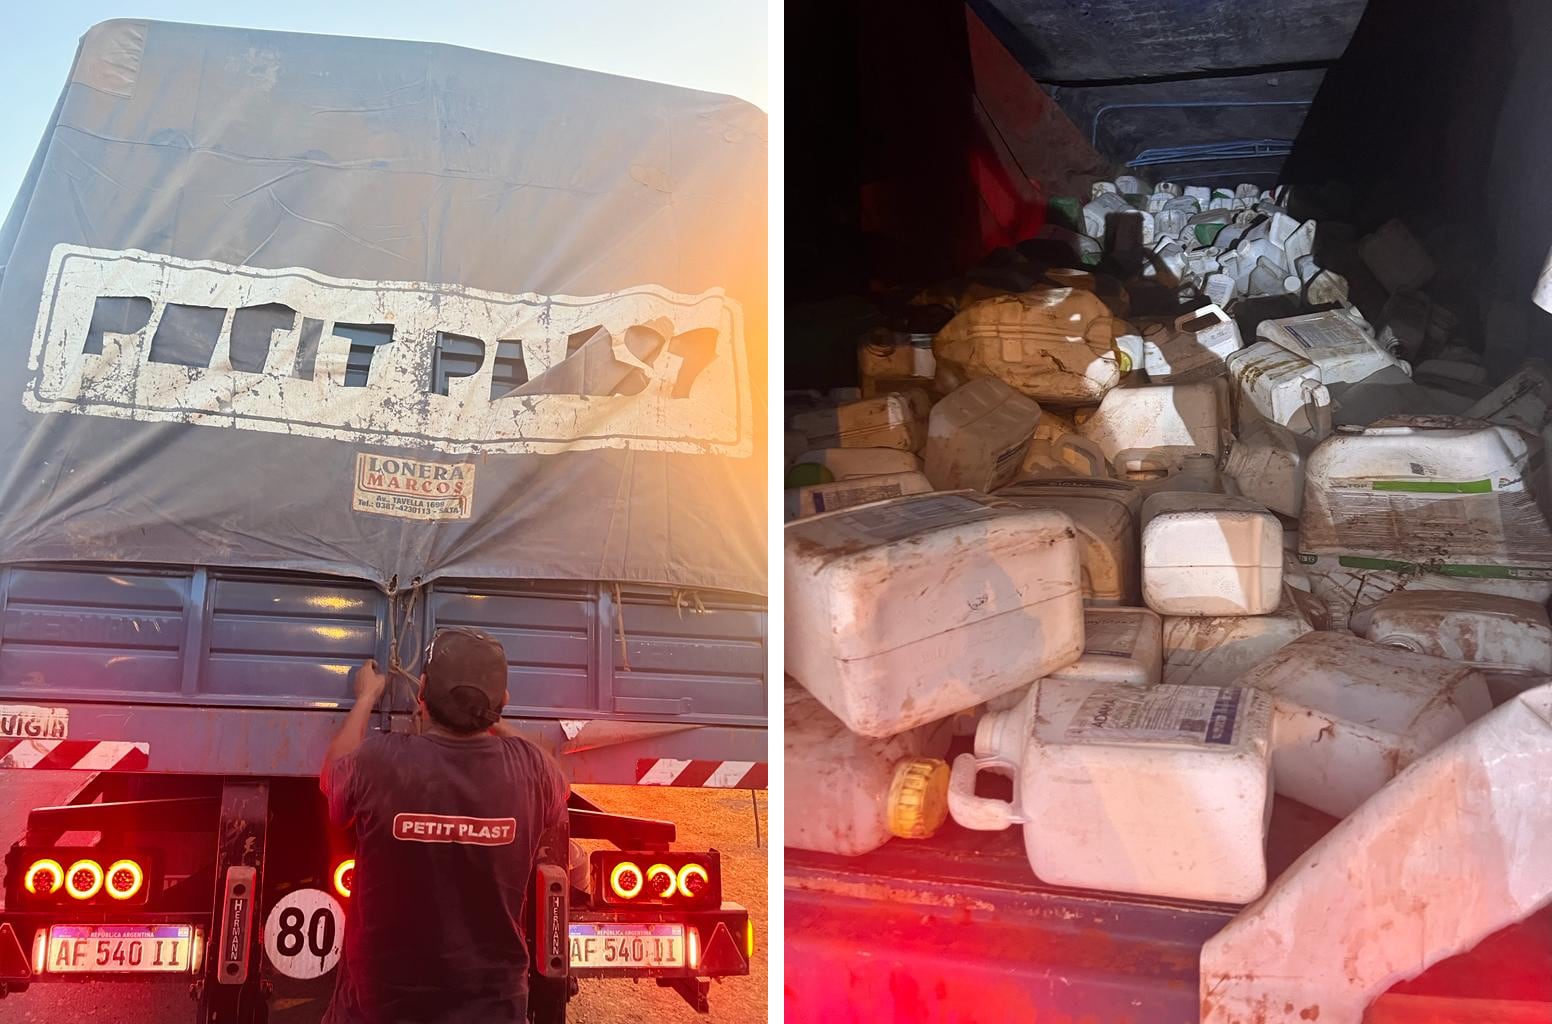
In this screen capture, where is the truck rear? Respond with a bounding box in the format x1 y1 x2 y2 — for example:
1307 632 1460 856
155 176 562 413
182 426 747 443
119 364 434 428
0 19 766 1022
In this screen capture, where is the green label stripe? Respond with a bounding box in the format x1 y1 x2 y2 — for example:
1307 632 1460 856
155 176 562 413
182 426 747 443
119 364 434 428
1333 555 1552 580
1370 479 1493 494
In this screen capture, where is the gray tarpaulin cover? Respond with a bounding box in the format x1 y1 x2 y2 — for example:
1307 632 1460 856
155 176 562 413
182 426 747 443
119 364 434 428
0 20 767 596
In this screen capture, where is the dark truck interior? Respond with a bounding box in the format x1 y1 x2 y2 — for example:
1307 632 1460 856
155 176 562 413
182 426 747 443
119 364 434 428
784 0 1552 1011
788 0 1552 388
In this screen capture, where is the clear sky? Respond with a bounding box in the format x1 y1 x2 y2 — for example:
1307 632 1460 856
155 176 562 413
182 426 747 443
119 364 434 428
0 1 768 207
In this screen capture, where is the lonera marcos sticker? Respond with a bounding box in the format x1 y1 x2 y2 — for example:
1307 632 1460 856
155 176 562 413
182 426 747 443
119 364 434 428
353 453 476 521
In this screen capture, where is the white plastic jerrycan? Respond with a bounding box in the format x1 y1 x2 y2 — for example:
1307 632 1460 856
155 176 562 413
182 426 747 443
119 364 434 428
784 681 953 857
1363 591 1552 704
1223 419 1310 517
933 289 1125 405
1018 405 1113 479
1225 340 1333 438
924 378 1042 492
788 390 930 451
1465 360 1552 433
858 327 937 397
1049 606 1162 687
1078 379 1231 481
1142 304 1243 384
785 491 1085 737
948 680 1275 902
1299 417 1552 577
993 477 1142 606
784 471 935 521
1161 585 1322 689
1236 632 1492 819
792 447 923 481
1141 493 1283 616
1255 309 1405 386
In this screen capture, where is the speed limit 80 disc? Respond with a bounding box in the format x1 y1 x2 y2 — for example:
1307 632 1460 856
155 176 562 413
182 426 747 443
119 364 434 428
264 887 345 979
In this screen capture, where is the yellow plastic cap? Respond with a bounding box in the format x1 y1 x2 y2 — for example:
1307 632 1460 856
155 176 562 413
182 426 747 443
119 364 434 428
886 757 950 839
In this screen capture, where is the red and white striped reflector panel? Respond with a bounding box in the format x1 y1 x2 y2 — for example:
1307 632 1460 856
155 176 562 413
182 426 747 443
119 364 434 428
635 759 767 788
0 739 150 771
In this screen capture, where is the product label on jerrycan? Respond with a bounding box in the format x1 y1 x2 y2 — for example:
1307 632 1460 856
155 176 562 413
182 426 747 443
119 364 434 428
1066 684 1245 746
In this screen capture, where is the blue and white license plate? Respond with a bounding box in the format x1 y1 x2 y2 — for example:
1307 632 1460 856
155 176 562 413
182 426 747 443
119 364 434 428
46 924 194 974
568 922 684 969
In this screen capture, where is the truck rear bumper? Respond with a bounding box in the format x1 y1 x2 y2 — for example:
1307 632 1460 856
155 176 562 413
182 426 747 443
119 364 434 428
784 814 1552 1023
785 849 1221 1024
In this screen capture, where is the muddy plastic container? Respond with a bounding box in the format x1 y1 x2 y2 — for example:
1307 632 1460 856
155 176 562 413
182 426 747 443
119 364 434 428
1255 309 1404 386
793 447 923 480
785 471 934 521
1465 360 1552 433
785 491 1085 737
1142 304 1243 384
1141 493 1283 616
784 681 953 856
1362 592 1552 704
924 378 1042 492
1020 433 1113 480
1050 606 1162 687
932 289 1124 405
1236 632 1493 818
1018 408 1111 478
1226 340 1333 438
788 390 930 452
1300 551 1552 632
1200 682 1552 1024
1300 418 1552 584
948 680 1275 902
994 477 1142 606
1161 586 1321 688
858 328 937 397
1224 419 1308 517
1078 379 1231 482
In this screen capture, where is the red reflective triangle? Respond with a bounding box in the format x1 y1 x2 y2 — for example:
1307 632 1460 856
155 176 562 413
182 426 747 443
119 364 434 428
697 920 745 976
0 922 32 981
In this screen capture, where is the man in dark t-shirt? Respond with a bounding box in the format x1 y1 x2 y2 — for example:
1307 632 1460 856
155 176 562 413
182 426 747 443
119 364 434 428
320 627 569 1024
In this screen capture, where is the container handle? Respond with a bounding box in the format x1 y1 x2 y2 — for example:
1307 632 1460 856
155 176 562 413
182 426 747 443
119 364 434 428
947 752 1026 831
1300 379 1333 438
1112 447 1175 480
1052 433 1111 478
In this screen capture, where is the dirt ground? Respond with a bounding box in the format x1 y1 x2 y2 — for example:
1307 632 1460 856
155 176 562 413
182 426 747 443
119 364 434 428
567 785 768 1024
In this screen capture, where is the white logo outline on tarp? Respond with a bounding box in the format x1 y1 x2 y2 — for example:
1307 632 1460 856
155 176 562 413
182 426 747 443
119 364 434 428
263 888 344 979
24 244 752 457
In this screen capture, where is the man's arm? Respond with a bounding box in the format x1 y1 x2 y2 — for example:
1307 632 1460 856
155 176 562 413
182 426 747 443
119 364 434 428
323 659 389 769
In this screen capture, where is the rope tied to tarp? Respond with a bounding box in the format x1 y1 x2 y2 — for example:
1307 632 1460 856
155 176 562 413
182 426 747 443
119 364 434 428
672 588 707 618
380 576 424 731
612 582 631 672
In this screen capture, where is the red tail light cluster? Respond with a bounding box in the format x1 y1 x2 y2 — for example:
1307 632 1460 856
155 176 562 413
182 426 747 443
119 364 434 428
333 858 355 899
593 851 721 909
14 849 151 905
